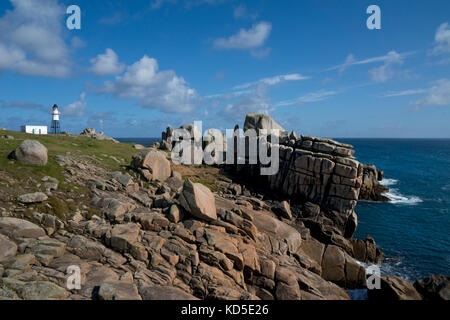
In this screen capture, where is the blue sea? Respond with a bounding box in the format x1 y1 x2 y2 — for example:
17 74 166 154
340 139 450 282
117 137 450 281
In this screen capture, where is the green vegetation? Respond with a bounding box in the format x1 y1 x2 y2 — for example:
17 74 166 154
0 130 137 219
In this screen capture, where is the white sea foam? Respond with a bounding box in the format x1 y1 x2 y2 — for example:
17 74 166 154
380 178 398 186
382 189 423 205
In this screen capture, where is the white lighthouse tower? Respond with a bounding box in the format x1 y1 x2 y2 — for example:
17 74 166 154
51 104 61 134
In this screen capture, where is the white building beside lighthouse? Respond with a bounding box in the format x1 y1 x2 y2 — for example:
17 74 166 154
21 125 48 135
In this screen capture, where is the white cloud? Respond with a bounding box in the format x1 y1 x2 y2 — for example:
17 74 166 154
327 51 413 73
431 22 450 55
368 51 404 83
63 92 87 117
414 79 450 108
90 49 125 76
234 73 309 90
0 0 72 77
213 22 272 50
219 83 273 122
383 80 450 110
206 72 311 121
275 90 338 107
381 89 427 98
96 55 200 114
205 89 251 99
338 54 356 73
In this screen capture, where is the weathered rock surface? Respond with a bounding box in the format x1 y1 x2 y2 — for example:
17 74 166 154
179 181 217 221
351 235 383 264
98 280 142 300
0 113 427 302
244 113 287 135
131 149 171 182
321 245 365 289
9 140 48 165
140 285 199 300
0 217 46 239
19 281 69 300
368 276 423 300
359 164 389 201
80 128 119 143
18 192 48 204
414 274 450 300
0 234 17 261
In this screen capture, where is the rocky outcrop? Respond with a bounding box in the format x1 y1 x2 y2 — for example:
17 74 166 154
233 126 362 240
244 113 288 136
8 140 48 166
80 128 119 143
2 114 434 301
160 126 174 151
359 164 389 201
351 235 383 264
368 276 423 300
157 114 384 272
414 274 450 300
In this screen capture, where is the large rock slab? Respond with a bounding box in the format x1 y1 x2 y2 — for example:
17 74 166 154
0 217 46 239
18 192 48 204
179 181 217 221
0 234 17 261
131 149 171 181
244 113 287 135
81 264 119 298
107 223 140 252
9 140 48 166
321 244 366 289
139 285 198 300
368 276 423 300
98 280 141 300
321 245 345 284
19 281 69 300
414 274 450 300
245 207 302 254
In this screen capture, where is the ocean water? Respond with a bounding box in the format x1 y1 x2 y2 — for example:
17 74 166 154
117 137 450 281
115 137 159 146
339 139 450 281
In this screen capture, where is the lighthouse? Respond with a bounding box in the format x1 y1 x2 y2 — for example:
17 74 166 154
51 104 61 134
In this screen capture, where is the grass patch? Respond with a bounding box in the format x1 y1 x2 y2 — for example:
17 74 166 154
0 130 138 214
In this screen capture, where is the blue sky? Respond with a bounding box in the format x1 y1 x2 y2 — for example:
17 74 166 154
0 0 449 138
